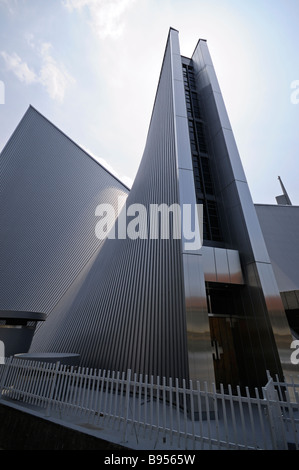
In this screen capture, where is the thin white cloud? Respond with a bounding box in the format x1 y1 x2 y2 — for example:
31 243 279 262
0 51 37 84
82 146 133 188
120 174 133 189
62 0 136 38
0 0 18 15
38 42 75 102
97 155 133 187
1 40 75 102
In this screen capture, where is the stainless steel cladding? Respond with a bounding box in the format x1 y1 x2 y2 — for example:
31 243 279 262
31 29 191 383
191 38 295 386
0 106 129 315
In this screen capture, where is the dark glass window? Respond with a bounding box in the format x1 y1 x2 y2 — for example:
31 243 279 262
182 61 222 242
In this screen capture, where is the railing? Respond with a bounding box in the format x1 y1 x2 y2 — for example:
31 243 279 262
0 357 298 450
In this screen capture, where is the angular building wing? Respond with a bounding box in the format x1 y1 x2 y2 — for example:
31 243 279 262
0 105 129 315
256 202 299 339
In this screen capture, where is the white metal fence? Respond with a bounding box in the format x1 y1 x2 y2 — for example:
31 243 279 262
0 357 298 450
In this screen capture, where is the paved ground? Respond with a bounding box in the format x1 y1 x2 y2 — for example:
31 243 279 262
0 393 291 451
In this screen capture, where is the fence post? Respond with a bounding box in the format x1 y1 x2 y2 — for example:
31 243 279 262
46 361 60 418
263 377 287 450
0 356 13 400
122 369 132 443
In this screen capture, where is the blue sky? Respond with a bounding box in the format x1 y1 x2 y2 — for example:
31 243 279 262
0 0 298 203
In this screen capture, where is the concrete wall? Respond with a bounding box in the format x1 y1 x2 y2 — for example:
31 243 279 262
0 403 125 450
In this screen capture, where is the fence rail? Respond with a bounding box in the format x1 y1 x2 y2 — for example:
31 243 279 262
0 357 298 450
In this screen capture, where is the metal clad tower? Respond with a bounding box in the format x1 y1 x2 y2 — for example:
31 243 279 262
31 29 192 382
189 37 294 388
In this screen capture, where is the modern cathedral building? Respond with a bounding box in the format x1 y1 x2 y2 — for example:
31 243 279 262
0 28 296 391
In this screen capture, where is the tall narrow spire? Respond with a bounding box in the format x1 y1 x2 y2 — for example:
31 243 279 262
276 176 292 205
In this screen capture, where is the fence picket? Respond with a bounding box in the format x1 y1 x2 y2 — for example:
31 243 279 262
137 373 142 436
142 374 148 438
204 381 212 449
237 385 248 449
131 372 137 435
117 371 126 431
189 380 195 450
155 375 160 445
107 370 114 424
97 369 106 424
10 360 21 400
46 361 60 417
162 376 167 443
122 369 131 443
168 377 173 446
111 371 120 428
54 366 64 411
64 366 75 415
175 377 180 448
196 381 204 450
227 384 238 447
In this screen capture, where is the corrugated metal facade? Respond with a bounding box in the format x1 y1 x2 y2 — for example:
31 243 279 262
30 29 190 382
0 106 129 314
